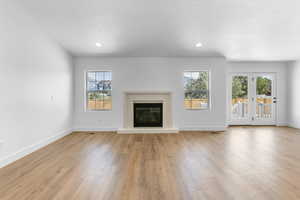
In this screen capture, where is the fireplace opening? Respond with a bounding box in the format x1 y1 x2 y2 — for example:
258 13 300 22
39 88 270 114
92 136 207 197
134 103 163 127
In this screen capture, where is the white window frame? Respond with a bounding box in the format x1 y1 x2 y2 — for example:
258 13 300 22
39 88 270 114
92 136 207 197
184 70 211 110
85 70 112 111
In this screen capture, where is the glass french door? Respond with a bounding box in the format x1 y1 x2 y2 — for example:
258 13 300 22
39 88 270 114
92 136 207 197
253 73 276 124
230 73 276 125
231 74 250 121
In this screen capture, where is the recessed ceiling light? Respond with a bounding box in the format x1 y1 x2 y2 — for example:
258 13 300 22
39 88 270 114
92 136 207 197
195 42 203 47
96 42 102 47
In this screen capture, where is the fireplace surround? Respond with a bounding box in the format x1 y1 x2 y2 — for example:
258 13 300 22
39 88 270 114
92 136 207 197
117 91 179 134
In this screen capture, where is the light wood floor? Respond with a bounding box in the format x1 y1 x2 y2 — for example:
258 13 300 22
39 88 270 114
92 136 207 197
1 126 300 200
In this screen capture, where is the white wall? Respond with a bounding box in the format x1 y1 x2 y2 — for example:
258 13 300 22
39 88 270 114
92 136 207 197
0 0 292 170
228 62 288 125
74 57 228 131
287 61 300 128
0 0 73 167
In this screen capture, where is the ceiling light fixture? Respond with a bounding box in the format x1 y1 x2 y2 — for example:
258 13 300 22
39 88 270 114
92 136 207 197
195 42 203 47
96 42 102 47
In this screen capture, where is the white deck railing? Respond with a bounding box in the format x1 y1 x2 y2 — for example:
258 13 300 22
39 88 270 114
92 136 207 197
232 102 271 119
232 102 248 119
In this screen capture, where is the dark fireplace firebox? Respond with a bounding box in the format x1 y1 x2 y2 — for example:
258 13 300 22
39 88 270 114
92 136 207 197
134 103 163 127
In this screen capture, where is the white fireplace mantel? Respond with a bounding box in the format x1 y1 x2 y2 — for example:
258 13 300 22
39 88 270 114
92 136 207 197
117 91 179 134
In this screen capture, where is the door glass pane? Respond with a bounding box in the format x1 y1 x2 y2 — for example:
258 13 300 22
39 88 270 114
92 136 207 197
256 75 272 119
232 76 249 119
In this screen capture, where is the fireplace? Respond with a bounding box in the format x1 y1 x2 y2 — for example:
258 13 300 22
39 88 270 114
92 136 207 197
117 92 178 134
134 103 163 127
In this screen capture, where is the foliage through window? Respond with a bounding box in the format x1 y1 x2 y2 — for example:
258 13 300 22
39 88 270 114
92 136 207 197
232 76 248 99
231 75 249 119
184 71 209 109
256 76 272 96
86 71 112 110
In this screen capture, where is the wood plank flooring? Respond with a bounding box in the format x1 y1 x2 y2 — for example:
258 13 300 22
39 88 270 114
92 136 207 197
1 126 300 199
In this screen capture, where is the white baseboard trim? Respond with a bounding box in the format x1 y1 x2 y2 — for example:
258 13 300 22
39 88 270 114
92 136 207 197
180 125 227 132
72 127 118 132
288 122 300 129
228 121 287 126
74 125 227 133
276 122 289 126
0 128 73 169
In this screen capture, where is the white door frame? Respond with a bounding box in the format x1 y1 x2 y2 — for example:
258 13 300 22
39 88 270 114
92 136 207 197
228 72 277 125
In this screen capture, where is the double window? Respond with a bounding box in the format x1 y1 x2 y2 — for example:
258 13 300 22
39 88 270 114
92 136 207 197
184 71 210 109
86 71 112 110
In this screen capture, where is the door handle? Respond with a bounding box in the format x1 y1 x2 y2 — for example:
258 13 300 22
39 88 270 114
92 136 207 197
273 101 277 103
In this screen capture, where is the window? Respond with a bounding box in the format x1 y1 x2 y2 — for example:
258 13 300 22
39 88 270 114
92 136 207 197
86 71 112 110
184 71 209 109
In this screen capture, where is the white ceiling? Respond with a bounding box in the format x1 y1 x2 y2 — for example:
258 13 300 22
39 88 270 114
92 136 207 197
15 0 300 60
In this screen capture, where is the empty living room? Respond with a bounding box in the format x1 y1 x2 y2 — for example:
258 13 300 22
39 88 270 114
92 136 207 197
2 0 300 199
